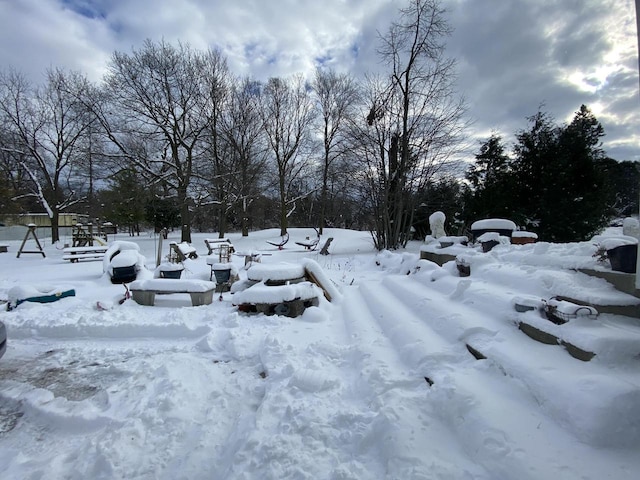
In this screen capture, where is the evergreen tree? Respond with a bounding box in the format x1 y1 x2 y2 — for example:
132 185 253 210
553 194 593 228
511 105 608 241
464 133 515 223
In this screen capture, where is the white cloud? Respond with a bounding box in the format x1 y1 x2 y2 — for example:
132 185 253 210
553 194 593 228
1 0 638 159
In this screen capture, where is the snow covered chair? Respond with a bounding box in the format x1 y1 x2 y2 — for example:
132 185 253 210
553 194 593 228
103 241 146 284
169 241 198 263
295 230 321 251
266 232 289 250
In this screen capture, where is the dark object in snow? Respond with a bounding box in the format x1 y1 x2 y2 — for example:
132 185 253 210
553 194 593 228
466 344 486 360
424 376 434 386
266 232 289 250
607 244 637 274
319 237 333 255
7 288 76 311
544 297 598 325
456 259 470 277
0 320 6 360
295 228 321 251
481 240 499 252
159 268 183 279
111 265 138 284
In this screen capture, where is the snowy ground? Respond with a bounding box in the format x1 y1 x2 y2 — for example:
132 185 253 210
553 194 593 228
0 227 639 479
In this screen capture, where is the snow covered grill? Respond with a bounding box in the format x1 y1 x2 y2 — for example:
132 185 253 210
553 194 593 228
129 279 216 306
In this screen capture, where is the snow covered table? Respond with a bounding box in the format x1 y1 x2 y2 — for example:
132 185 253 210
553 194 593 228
63 245 109 262
233 281 321 317
129 279 216 306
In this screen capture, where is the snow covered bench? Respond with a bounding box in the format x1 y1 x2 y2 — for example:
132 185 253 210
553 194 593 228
63 245 109 262
129 279 216 306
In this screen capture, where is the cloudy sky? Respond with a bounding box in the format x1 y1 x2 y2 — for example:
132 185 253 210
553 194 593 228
1 0 638 160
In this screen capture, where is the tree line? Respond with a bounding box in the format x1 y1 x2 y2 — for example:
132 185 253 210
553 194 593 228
0 0 467 250
0 0 635 248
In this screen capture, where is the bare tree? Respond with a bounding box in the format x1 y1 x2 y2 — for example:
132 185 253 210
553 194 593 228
220 77 269 236
97 40 219 242
0 68 93 242
366 0 467 249
311 68 360 234
259 75 316 235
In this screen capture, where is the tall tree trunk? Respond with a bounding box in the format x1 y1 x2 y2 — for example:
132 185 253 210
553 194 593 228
279 173 288 236
178 187 191 243
50 209 60 244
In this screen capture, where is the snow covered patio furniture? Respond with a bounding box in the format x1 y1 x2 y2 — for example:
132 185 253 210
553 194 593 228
204 238 234 256
63 245 109 262
295 229 321 251
470 218 516 242
266 232 289 250
169 241 198 263
129 279 216 306
232 260 339 316
233 281 321 317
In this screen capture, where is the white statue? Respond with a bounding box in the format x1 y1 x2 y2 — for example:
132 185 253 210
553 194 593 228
429 211 446 239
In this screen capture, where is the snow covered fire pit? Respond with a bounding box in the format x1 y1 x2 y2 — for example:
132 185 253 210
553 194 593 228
233 281 321 317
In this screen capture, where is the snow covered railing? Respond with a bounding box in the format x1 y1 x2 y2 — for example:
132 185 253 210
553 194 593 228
129 279 216 306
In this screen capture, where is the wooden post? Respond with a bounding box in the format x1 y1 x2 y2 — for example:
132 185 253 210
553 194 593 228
17 224 46 258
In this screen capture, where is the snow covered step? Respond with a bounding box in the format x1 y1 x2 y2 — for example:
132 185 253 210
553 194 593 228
358 281 466 376
516 310 640 362
463 323 640 448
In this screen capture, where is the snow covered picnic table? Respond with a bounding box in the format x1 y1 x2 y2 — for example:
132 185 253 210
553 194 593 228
62 245 109 262
129 279 216 306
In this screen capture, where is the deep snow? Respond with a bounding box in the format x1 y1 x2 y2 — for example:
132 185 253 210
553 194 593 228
0 227 639 479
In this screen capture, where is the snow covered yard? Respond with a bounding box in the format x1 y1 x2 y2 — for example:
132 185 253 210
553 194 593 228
1 227 639 479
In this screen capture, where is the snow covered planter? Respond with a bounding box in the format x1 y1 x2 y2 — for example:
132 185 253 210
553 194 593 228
155 262 184 279
511 231 538 245
595 236 638 274
477 232 510 252
206 261 239 292
438 235 468 248
470 218 516 242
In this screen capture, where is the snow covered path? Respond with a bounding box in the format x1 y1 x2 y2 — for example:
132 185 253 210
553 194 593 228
1 229 640 479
